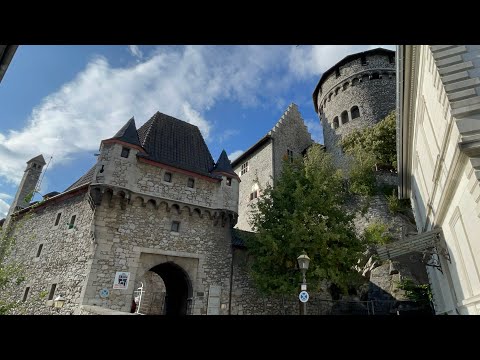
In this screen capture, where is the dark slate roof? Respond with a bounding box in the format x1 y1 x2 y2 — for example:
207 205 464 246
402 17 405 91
231 228 256 248
65 165 96 191
137 112 215 177
27 154 46 165
111 117 142 148
212 150 236 176
312 48 395 113
43 191 60 199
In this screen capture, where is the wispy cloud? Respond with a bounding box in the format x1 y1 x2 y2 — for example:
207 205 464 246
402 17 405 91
219 129 240 143
128 45 143 59
0 199 10 217
228 150 244 161
0 193 12 201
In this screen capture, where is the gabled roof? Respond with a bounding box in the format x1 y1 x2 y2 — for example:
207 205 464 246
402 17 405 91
110 117 142 148
65 165 96 191
212 150 236 177
27 154 46 165
137 112 215 177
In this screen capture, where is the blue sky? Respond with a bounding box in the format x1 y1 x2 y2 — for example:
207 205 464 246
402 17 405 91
0 45 394 217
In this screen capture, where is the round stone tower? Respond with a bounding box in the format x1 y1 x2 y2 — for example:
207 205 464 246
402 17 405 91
312 48 396 168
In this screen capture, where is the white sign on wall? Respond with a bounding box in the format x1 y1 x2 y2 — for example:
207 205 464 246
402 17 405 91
113 271 130 290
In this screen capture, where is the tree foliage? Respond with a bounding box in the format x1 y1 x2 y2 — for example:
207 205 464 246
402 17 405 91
341 111 397 170
247 145 366 296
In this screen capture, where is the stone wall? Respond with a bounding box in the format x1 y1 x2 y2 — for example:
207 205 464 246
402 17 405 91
81 192 234 315
233 140 273 231
270 103 314 180
1 193 94 314
94 142 238 213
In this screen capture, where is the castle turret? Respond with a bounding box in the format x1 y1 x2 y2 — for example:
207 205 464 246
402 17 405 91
212 149 240 214
312 48 396 169
6 154 46 219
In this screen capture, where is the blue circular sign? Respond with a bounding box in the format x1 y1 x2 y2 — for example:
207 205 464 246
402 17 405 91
100 288 110 298
299 290 309 303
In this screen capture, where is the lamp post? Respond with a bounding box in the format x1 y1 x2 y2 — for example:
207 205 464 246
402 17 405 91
297 252 310 315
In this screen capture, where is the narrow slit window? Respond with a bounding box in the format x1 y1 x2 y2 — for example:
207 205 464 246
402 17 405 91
54 213 61 226
36 244 43 258
121 147 130 158
48 284 57 300
164 172 172 183
226 177 232 186
187 178 195 188
69 215 76 229
23 287 30 302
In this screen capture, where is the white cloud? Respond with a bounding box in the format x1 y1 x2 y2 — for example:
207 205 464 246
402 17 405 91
0 199 10 217
128 45 143 59
305 119 323 144
0 193 12 201
0 46 291 186
228 150 244 161
219 129 239 143
288 45 396 78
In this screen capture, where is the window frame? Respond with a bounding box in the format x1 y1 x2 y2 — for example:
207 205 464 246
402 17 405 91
163 172 172 183
171 221 180 233
121 147 130 158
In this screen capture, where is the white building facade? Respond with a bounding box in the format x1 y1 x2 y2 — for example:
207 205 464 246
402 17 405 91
397 45 480 314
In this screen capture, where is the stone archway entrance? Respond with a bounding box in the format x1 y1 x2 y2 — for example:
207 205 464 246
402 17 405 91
147 262 192 315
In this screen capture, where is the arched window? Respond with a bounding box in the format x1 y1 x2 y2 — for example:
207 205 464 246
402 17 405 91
328 93 333 101
333 117 339 129
341 111 349 125
335 87 340 95
351 106 360 119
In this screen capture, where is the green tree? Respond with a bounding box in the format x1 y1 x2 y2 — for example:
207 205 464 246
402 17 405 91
341 111 397 170
247 144 366 296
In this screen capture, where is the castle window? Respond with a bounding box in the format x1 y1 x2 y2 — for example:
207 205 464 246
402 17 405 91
164 172 172 182
241 162 249 176
54 213 62 226
351 78 359 86
23 287 30 302
68 215 76 229
187 178 195 188
333 117 339 129
287 149 294 163
226 177 232 186
250 183 259 201
36 244 43 258
342 83 348 91
351 106 360 119
171 221 180 232
48 283 57 300
389 54 395 64
33 164 36 169
361 55 367 65
121 147 130 158
341 111 349 125
335 87 340 95
335 68 340 78
371 72 380 80
99 165 105 173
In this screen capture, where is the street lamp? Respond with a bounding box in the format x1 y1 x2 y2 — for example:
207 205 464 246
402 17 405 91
297 252 310 315
53 295 65 312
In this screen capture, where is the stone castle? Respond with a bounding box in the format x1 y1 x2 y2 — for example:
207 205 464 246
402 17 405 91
1 48 427 315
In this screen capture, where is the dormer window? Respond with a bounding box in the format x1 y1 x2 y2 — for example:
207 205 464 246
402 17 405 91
121 147 130 158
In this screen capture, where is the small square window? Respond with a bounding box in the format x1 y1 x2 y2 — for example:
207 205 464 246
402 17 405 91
171 221 180 232
241 162 249 176
121 147 130 158
164 172 172 182
187 178 195 188
54 213 61 226
226 177 232 186
48 283 57 300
